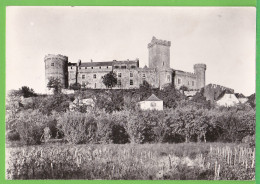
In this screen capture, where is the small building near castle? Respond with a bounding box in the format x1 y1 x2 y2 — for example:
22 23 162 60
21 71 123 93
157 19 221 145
139 94 163 111
44 37 207 92
216 93 240 107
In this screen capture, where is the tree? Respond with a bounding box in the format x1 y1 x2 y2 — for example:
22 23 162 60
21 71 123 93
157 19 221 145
18 86 37 98
139 80 152 100
180 85 188 92
47 77 62 94
69 82 81 90
102 71 117 89
159 83 184 109
171 107 198 143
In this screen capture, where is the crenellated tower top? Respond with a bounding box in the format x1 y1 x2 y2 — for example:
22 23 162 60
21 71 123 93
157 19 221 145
148 36 171 48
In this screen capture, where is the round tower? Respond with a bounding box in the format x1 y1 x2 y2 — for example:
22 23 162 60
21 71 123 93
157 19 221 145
194 63 206 89
44 54 68 91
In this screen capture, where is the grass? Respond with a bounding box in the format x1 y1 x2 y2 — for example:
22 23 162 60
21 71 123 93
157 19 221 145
5 142 255 180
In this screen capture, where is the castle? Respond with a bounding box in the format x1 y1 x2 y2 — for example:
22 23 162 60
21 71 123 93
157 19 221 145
44 36 206 92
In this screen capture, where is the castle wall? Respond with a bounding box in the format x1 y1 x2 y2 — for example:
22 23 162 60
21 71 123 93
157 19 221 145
174 71 197 90
68 66 112 89
138 68 159 88
114 69 139 89
159 69 173 88
194 64 206 89
204 84 234 102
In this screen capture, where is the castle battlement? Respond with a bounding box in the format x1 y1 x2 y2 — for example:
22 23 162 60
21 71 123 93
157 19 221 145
44 54 68 61
147 36 171 48
194 63 207 70
175 70 197 78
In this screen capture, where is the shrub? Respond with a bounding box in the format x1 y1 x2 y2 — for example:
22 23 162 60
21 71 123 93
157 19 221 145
58 112 97 144
6 130 20 141
16 110 47 145
95 111 113 143
110 110 130 144
126 110 156 144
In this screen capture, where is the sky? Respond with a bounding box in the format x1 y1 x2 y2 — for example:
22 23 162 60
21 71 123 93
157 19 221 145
6 6 256 96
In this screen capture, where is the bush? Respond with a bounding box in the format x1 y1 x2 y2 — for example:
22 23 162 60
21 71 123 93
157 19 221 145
95 111 113 143
110 110 130 144
58 112 97 144
16 110 47 145
6 130 20 141
126 110 157 144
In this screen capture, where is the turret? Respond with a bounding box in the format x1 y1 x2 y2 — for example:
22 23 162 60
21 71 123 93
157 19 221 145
194 63 206 89
44 54 68 92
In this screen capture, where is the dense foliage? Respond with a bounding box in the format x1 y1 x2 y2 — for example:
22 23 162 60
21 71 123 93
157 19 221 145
6 84 255 146
102 71 117 88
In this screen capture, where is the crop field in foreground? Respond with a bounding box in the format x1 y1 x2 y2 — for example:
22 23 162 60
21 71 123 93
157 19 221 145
6 143 255 180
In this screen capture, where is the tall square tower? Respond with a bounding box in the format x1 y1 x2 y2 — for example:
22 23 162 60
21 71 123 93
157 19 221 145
148 36 171 70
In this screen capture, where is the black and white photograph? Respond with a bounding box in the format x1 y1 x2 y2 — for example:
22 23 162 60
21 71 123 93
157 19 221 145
5 6 256 180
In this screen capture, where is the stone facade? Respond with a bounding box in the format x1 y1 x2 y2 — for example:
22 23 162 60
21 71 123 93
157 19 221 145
44 37 207 91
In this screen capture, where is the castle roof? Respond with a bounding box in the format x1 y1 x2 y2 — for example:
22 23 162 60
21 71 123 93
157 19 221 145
80 61 114 67
144 94 162 101
68 59 138 67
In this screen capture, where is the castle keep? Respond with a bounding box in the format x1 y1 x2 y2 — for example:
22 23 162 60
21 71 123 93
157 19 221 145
45 37 206 91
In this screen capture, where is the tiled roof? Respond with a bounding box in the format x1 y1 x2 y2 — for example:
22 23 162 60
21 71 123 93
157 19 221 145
69 60 138 67
80 62 113 67
145 94 162 101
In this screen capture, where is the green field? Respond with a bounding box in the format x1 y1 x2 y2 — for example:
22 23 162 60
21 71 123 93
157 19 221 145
6 143 255 180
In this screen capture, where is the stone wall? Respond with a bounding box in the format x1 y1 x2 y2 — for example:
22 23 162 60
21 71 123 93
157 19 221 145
138 68 159 88
174 70 197 90
194 64 206 89
204 84 235 102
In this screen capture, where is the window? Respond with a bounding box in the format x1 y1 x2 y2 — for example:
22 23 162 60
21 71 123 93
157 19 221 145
121 66 126 69
79 67 81 69
71 67 72 69
188 81 190 85
192 81 194 86
93 74 96 79
178 78 181 85
99 66 101 69
167 75 170 82
130 73 133 77
117 79 121 86
142 74 146 78
131 65 136 69
151 102 156 107
130 79 133 85
91 67 93 69
118 73 121 77
114 66 119 69
82 75 85 79
51 63 54 66
107 66 109 69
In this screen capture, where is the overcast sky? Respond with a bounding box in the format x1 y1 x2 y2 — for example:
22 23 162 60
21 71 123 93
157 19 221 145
6 6 256 96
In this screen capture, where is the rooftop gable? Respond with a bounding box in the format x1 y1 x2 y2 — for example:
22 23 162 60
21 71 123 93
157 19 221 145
145 94 162 101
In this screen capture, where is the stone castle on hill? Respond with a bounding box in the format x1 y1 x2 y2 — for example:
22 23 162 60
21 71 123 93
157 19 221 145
44 36 206 92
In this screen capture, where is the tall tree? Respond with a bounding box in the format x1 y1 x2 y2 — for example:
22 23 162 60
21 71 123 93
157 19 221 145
47 77 62 94
102 71 117 89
